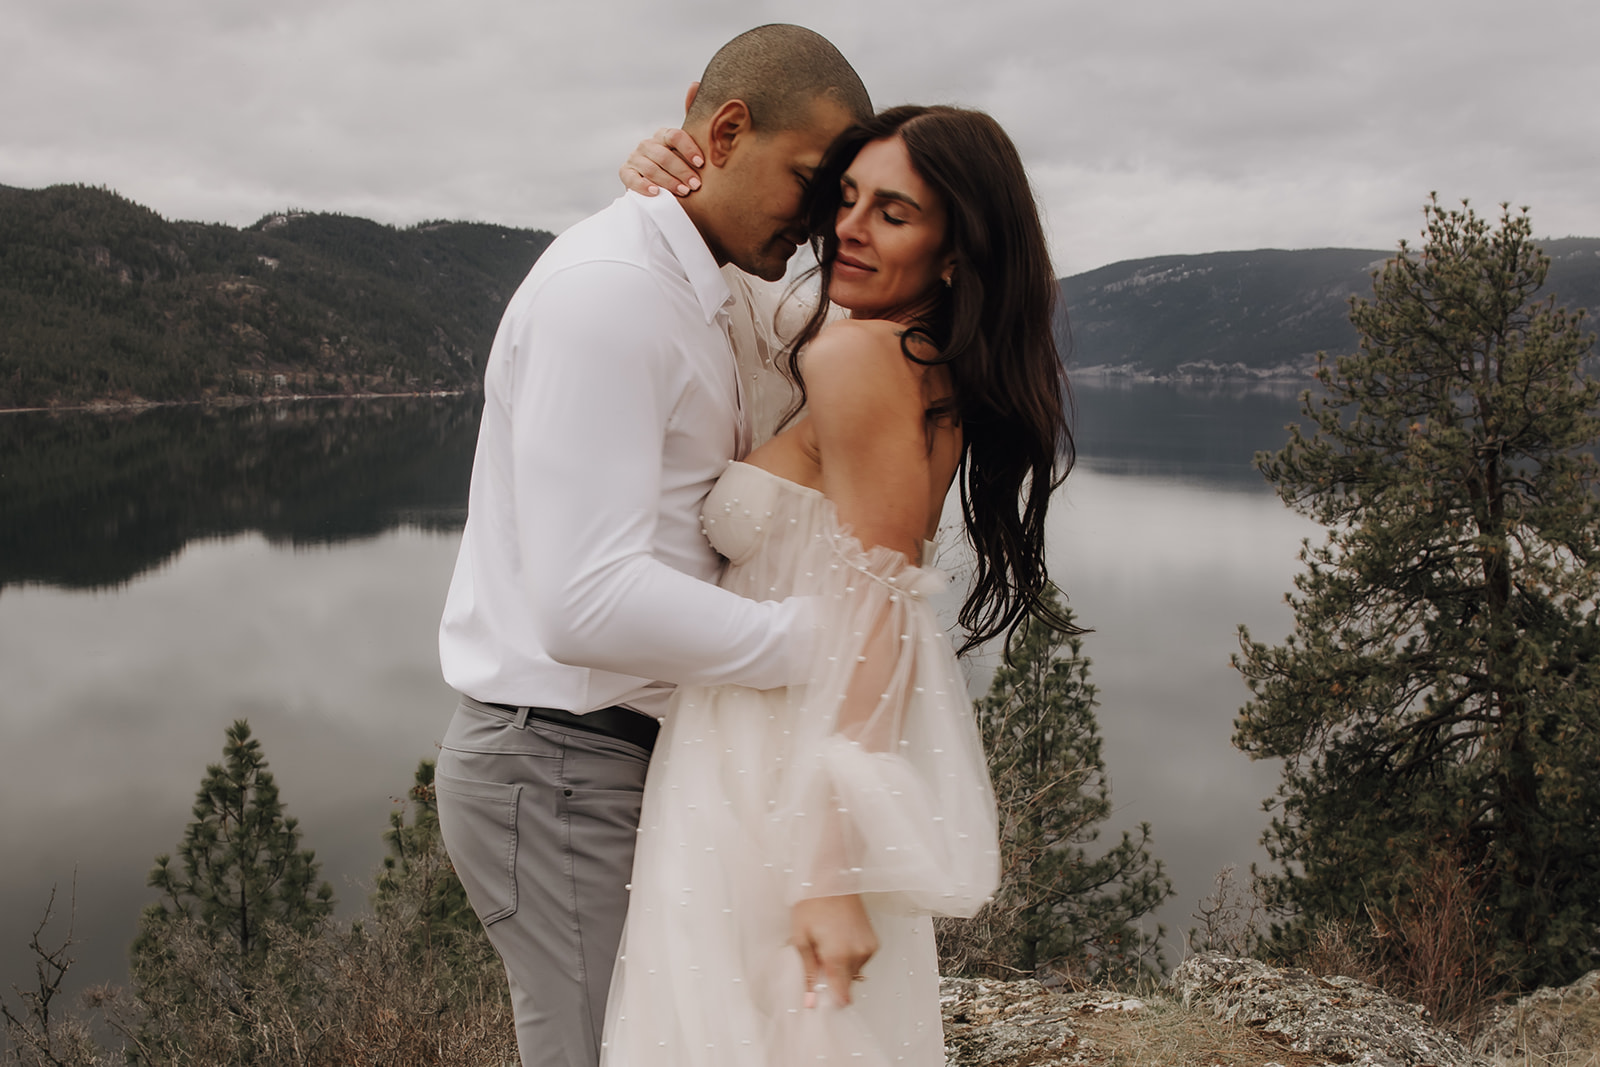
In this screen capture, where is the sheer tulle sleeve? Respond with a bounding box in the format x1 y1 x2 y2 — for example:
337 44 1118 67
771 507 1000 918
599 467 989 1066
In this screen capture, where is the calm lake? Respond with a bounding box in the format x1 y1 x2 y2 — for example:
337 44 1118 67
0 382 1319 1000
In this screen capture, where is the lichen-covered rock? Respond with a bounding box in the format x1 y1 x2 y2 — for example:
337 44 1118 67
1171 953 1489 1067
1476 969 1600 1063
941 976 1116 1066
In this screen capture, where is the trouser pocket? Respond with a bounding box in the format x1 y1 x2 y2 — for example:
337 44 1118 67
436 771 520 926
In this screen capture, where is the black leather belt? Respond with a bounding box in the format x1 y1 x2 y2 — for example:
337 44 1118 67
488 701 659 753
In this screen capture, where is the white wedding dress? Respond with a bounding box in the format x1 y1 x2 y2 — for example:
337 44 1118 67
600 460 1000 1067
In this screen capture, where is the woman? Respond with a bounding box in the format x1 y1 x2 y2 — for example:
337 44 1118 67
603 106 1072 1066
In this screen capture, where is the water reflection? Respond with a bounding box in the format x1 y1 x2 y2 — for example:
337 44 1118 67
0 383 1314 592
1046 469 1315 951
0 395 481 591
0 529 465 999
1071 378 1313 486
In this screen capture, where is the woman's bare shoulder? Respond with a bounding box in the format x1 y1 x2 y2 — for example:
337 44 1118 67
801 320 931 460
801 319 922 394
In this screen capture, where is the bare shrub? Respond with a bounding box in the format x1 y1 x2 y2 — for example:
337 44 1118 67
1186 866 1264 959
1282 851 1513 1036
1 882 106 1067
1364 851 1513 1033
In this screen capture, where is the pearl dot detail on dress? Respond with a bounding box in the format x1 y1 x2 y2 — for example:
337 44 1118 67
618 457 994 1063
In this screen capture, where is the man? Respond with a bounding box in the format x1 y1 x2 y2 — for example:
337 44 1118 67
435 26 871 1067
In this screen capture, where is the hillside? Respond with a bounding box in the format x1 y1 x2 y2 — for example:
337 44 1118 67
1059 240 1600 379
3 183 1597 404
0 184 553 408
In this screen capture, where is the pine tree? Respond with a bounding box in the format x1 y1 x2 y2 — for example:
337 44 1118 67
373 759 476 955
1234 198 1600 987
940 588 1172 981
136 719 334 964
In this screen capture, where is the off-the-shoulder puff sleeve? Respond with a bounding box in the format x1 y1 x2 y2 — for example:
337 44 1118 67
600 466 997 1067
771 504 1000 918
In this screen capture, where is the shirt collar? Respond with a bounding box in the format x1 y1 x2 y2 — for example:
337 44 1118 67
629 190 732 325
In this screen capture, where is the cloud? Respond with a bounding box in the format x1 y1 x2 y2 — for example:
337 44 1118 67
3 0 1597 273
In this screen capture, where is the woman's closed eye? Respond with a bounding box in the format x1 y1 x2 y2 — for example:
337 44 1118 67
839 197 908 226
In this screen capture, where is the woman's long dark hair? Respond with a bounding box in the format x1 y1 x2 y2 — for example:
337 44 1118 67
780 104 1075 654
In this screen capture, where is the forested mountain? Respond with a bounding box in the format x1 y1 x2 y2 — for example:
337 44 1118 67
3 182 1597 405
1059 240 1600 379
0 184 553 408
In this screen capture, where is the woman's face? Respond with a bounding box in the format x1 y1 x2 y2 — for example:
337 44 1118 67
826 136 952 320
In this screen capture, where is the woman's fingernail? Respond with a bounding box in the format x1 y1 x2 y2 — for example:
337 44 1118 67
689 177 701 190
645 185 659 196
677 184 690 195
692 156 704 167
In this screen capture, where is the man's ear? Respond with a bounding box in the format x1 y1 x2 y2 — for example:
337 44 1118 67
704 99 752 168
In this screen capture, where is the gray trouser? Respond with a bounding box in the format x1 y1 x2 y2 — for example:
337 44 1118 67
435 696 648 1067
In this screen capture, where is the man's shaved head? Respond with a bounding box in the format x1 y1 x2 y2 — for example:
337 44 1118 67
686 24 871 133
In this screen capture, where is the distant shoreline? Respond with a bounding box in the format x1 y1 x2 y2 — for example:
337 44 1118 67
0 388 475 417
1 377 1323 417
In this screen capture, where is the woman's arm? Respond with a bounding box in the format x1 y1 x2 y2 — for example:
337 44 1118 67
619 128 706 197
788 319 934 1006
807 318 932 750
807 320 932 561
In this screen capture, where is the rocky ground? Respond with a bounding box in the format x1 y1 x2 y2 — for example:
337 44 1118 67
941 954 1600 1067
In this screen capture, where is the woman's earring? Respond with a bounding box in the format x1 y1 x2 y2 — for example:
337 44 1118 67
942 272 953 288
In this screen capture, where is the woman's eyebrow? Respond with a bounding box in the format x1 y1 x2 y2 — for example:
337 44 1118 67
841 173 923 211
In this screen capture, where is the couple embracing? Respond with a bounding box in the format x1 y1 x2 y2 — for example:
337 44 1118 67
435 23 1072 1067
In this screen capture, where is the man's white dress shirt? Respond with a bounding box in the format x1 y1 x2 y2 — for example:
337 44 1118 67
439 191 814 718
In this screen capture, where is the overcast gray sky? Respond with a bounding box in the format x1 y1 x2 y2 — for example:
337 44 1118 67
5 0 1597 275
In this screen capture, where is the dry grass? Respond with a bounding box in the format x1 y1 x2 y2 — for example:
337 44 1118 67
1486 1037 1600 1067
1295 918 1384 986
93 917 518 1067
1478 976 1600 1067
1065 993 1327 1067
